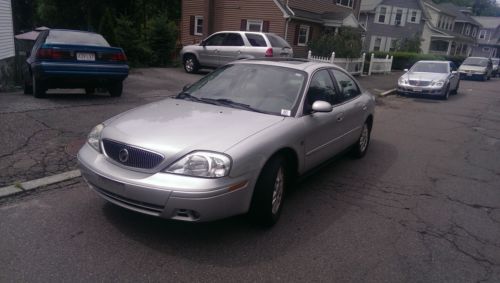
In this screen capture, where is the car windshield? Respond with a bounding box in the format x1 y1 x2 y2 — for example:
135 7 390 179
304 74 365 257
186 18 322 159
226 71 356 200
180 64 306 116
46 30 110 47
462 58 489 67
411 62 448 73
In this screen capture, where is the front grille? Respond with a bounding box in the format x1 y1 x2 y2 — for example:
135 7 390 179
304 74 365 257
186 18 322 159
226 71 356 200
102 139 164 169
409 80 431 86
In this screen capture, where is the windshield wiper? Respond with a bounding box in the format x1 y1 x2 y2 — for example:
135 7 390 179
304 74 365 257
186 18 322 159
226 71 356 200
204 98 270 114
176 92 219 105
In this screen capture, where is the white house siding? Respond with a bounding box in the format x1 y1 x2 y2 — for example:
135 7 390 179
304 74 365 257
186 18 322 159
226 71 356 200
0 0 15 60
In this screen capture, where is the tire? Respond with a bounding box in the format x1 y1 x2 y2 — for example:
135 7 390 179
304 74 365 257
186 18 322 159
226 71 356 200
183 54 200 74
482 74 487 81
85 88 95 95
108 82 123 97
23 80 33 94
351 121 371 158
442 85 450 100
249 156 288 227
32 74 46 98
451 80 459 95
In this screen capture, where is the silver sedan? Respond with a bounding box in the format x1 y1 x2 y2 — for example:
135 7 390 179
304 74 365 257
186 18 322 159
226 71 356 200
78 59 375 226
397 60 460 100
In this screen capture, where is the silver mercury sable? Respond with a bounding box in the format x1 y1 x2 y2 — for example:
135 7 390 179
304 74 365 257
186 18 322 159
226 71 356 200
78 59 375 226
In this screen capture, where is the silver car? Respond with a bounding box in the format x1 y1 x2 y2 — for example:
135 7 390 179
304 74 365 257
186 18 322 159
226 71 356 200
78 59 375 226
458 57 493 81
180 31 293 73
397 60 460 100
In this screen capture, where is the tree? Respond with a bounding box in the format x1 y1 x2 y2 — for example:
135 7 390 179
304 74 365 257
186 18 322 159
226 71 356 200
308 27 363 58
431 0 500 16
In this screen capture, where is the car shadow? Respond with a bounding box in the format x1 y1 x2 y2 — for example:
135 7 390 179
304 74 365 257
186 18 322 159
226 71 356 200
102 139 399 267
41 90 121 102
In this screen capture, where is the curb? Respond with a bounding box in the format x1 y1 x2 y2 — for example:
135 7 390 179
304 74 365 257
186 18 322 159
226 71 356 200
0 170 81 199
379 88 397 97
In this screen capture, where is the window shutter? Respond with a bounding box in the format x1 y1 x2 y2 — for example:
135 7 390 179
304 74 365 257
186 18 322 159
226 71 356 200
263 21 270 32
240 19 247 31
416 10 422 23
294 24 300 45
401 9 407 26
190 16 195 35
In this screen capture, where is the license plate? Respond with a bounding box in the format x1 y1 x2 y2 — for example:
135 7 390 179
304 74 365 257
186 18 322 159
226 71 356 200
76 52 95 61
413 87 422 92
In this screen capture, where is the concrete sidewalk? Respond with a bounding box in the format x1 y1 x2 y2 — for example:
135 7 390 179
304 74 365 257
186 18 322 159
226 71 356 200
357 71 403 96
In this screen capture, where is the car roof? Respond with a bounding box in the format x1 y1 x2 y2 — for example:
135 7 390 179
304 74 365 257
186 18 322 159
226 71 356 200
232 58 344 73
415 60 450 64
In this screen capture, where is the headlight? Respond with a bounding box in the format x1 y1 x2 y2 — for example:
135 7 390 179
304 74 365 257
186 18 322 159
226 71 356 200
165 151 231 178
431 80 445 87
87 124 104 152
398 77 408 85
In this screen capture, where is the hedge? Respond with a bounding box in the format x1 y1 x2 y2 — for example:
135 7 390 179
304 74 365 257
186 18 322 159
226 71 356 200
368 52 467 70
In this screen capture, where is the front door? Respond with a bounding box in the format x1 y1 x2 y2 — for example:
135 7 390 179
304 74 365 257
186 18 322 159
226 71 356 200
199 33 226 67
218 33 245 65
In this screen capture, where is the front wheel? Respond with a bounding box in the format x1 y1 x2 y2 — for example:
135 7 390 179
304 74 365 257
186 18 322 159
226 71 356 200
249 156 288 227
183 55 200 74
451 80 460 95
351 122 371 158
441 85 450 100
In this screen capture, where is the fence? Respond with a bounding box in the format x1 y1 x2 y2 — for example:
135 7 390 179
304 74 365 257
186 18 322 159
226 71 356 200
368 53 393 75
307 51 394 76
307 51 365 76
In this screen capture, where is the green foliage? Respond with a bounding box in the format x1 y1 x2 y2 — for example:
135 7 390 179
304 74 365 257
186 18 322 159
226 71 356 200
395 36 422 53
308 27 363 58
114 16 152 67
147 15 178 66
372 52 446 70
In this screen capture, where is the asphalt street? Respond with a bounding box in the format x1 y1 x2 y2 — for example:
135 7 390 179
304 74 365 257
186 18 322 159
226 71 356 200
1 70 499 282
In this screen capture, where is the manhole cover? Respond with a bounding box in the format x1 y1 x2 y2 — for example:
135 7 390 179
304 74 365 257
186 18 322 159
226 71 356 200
65 138 86 157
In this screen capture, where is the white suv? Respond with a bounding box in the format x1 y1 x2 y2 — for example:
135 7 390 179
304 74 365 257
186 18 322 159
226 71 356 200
180 31 293 73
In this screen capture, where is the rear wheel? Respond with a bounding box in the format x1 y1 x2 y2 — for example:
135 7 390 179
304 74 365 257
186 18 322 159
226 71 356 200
451 80 460 95
442 85 450 100
108 82 123 97
249 156 287 227
183 54 199 74
32 74 46 98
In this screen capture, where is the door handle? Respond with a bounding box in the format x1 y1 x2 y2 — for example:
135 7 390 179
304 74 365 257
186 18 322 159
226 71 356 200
362 105 367 111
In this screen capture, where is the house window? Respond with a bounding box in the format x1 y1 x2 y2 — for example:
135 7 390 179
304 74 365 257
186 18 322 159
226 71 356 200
377 7 387 23
465 24 471 36
373 37 382 51
336 0 353 8
297 25 310 46
246 19 263 32
194 16 203 35
395 9 403 25
410 11 417 23
479 30 487 39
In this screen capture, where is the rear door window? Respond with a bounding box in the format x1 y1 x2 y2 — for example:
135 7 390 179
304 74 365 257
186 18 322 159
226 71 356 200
245 34 267 47
223 33 244 46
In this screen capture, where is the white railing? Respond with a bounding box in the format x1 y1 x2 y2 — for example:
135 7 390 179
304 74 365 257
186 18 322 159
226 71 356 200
307 51 366 76
368 53 393 75
308 51 394 76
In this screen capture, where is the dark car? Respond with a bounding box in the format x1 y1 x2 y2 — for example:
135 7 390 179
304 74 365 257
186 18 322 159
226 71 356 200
24 29 129 98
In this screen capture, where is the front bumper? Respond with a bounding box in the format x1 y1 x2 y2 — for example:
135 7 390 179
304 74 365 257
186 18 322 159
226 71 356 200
459 72 486 80
77 143 255 222
397 85 446 96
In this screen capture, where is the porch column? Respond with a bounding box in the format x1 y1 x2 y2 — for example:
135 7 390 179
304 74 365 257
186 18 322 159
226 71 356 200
446 40 452 55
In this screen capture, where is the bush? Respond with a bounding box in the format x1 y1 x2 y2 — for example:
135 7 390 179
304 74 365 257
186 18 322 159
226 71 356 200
114 16 152 67
308 27 362 58
147 15 178 66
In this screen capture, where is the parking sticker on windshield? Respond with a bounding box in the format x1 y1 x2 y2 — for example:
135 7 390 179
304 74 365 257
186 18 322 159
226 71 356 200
281 109 291 116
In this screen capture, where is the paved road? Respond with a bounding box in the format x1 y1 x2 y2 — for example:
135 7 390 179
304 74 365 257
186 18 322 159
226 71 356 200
1 71 499 282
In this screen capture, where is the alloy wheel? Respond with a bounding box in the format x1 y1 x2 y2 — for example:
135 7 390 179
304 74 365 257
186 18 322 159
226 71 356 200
271 167 284 215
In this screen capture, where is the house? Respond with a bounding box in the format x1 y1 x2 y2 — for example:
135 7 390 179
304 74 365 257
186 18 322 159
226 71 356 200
471 16 500 58
359 0 427 53
181 0 364 58
0 0 16 89
421 1 480 56
359 0 480 56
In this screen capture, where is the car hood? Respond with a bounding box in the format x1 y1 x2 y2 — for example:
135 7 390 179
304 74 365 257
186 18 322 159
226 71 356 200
402 72 448 81
101 98 284 161
459 65 486 72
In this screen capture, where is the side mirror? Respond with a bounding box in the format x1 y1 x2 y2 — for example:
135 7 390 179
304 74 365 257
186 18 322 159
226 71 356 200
452 71 458 74
404 68 409 72
311 101 333 113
